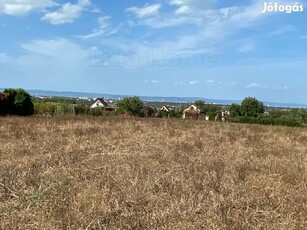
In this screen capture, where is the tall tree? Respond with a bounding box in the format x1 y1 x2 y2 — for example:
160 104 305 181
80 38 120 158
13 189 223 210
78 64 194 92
240 97 264 117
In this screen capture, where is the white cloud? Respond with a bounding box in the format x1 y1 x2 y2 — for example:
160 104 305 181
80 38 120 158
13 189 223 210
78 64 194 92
169 0 217 11
41 0 91 25
205 80 214 83
245 82 261 88
125 4 161 18
20 39 94 59
76 15 118 40
140 16 202 28
127 0 267 55
97 16 110 29
169 1 265 50
91 7 101 13
175 5 192 14
169 0 184 6
238 42 255 52
145 80 160 84
189 80 199 85
0 0 57 16
245 82 288 90
170 0 217 7
4 38 99 89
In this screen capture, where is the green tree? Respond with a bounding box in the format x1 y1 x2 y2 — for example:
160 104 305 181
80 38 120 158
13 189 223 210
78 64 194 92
3 88 17 114
194 100 206 113
116 96 143 116
240 97 264 117
4 88 34 116
202 104 222 120
228 103 242 117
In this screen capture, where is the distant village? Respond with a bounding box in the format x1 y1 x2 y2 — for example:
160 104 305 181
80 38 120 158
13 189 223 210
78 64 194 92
32 95 233 121
1 89 306 127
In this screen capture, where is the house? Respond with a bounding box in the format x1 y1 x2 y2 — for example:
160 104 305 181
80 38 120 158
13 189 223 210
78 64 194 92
90 98 116 112
143 105 155 117
159 105 170 112
182 104 201 119
215 110 230 122
90 98 109 109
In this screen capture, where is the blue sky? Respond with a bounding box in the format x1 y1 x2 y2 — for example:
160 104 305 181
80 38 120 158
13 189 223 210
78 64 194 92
0 0 307 103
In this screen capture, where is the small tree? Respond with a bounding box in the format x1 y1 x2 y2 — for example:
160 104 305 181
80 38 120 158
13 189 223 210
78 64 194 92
194 100 206 113
116 96 143 116
203 104 222 120
240 97 264 117
4 88 34 116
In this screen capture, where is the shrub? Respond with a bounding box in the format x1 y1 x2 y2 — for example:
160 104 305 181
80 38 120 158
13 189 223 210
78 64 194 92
3 88 34 116
116 97 143 117
229 116 303 127
74 105 90 116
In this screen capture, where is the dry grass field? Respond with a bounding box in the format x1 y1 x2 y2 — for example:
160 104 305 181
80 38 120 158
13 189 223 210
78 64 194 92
0 116 306 229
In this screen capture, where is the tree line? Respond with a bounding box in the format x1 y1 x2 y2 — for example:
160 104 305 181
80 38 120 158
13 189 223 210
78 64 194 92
228 97 305 127
1 88 306 127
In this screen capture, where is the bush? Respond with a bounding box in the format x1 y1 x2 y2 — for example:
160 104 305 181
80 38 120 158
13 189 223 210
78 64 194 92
203 104 222 119
169 109 182 118
75 105 90 116
229 116 303 127
89 107 105 116
34 102 56 116
116 97 143 117
3 88 34 116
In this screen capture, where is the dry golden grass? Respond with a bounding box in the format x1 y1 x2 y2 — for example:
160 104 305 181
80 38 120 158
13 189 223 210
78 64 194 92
0 116 306 229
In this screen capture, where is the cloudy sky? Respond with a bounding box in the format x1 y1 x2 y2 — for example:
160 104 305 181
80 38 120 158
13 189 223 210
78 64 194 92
0 0 306 103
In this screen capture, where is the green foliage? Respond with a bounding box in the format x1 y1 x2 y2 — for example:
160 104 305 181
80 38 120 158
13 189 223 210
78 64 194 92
202 104 222 120
74 105 90 116
240 97 264 117
229 116 303 127
89 107 105 116
3 88 34 116
34 102 56 116
228 103 242 117
194 100 206 112
32 96 91 106
116 97 144 116
169 109 182 118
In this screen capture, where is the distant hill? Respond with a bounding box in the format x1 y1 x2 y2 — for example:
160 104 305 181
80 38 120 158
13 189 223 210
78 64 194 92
1 88 306 108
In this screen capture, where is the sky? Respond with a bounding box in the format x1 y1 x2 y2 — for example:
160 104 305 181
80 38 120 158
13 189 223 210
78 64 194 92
0 0 307 104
